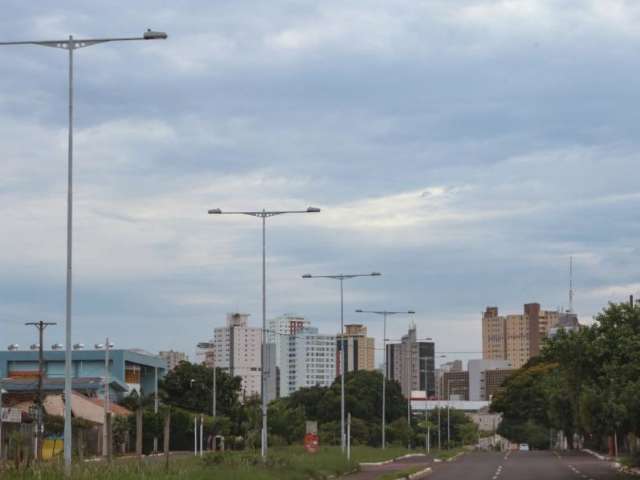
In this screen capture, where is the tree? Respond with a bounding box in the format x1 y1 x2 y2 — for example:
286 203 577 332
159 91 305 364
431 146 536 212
160 361 242 417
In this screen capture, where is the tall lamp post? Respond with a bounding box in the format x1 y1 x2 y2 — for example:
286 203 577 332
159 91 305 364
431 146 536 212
354 309 414 449
209 206 320 459
302 273 381 452
0 29 167 474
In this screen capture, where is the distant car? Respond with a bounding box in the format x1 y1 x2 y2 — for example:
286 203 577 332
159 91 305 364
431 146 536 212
519 443 530 451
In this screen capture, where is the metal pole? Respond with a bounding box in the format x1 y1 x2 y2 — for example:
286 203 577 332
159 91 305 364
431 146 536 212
425 355 429 454
407 342 411 450
447 386 451 449
154 366 158 453
347 412 351 461
103 338 110 458
200 415 204 456
340 277 345 452
194 416 197 456
382 312 387 449
0 385 3 461
63 36 74 476
213 358 216 418
36 322 44 461
261 214 267 459
437 401 441 450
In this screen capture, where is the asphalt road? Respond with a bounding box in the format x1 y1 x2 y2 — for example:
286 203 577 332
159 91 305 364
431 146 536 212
428 450 633 480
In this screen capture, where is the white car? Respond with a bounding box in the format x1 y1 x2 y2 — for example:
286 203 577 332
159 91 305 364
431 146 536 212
519 443 530 451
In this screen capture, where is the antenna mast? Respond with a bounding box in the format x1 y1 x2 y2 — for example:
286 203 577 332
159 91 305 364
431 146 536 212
569 256 574 313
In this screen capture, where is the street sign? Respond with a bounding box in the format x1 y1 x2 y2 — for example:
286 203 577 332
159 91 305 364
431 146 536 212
1 408 22 423
304 432 319 454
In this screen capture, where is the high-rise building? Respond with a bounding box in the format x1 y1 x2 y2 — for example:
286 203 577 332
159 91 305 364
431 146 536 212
336 324 375 375
482 303 571 369
278 326 336 397
386 324 435 398
268 314 311 365
159 350 189 371
467 359 513 401
214 313 276 401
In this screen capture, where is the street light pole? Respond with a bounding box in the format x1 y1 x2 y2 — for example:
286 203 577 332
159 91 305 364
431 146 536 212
209 207 320 459
355 309 414 449
25 321 57 461
0 29 167 474
303 273 381 453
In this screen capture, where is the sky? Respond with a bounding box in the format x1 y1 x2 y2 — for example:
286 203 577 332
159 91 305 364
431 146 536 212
1 1 640 367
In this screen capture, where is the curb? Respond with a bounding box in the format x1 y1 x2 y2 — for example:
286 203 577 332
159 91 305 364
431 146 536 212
446 452 465 462
581 448 609 461
408 467 433 479
360 453 427 467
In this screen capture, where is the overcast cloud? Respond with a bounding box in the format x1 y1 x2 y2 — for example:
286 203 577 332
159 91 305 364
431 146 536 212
1 0 640 365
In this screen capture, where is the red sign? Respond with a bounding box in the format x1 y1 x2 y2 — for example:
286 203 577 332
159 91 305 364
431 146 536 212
304 433 319 453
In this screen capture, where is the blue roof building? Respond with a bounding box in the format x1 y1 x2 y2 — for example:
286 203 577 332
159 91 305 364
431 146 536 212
0 348 166 403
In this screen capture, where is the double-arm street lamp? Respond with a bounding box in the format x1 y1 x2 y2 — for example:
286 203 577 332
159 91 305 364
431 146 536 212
0 29 167 474
209 207 320 459
302 273 381 452
354 309 414 449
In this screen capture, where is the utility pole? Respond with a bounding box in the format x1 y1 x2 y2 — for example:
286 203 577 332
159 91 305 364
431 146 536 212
25 321 56 461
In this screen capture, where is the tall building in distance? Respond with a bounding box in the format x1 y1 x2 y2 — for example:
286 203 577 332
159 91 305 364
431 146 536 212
158 350 189 371
435 360 463 399
267 313 311 363
336 324 375 375
468 359 513 401
386 324 435 398
482 303 574 369
278 326 336 398
214 313 275 400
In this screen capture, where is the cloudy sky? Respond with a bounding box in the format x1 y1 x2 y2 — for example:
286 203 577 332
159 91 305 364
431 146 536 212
1 1 639 366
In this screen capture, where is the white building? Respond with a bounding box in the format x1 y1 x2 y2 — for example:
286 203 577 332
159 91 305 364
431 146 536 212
268 314 311 364
279 326 336 397
214 313 263 400
468 359 513 401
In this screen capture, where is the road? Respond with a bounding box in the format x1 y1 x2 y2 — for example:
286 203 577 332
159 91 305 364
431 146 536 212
427 450 632 480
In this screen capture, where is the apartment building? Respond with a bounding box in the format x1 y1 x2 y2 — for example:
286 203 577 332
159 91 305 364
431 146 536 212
214 313 267 400
482 303 568 369
336 324 375 375
279 326 336 397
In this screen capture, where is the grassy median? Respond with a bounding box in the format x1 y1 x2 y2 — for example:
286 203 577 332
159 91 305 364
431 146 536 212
1 446 414 480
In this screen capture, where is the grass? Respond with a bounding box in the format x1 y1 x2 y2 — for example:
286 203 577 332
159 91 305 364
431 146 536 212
0 446 409 480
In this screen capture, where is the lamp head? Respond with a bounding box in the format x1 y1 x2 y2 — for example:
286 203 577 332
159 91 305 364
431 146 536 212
306 207 321 213
408 310 415 314
208 208 222 214
355 309 363 313
143 29 168 40
302 274 312 279
371 272 382 276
